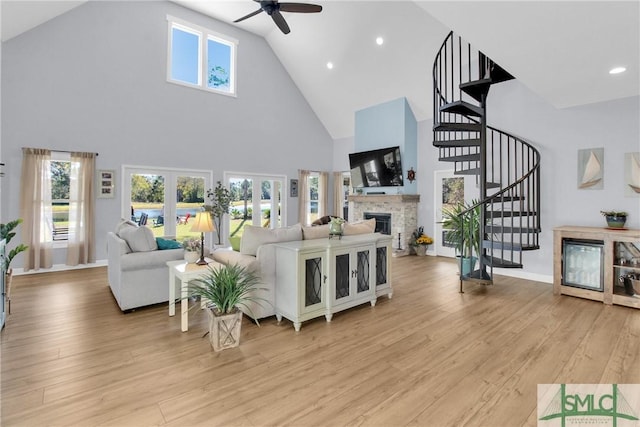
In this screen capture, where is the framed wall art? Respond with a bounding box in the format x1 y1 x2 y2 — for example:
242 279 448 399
577 148 604 190
98 169 115 198
625 152 640 197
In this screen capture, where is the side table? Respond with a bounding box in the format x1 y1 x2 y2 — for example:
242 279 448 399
167 259 222 332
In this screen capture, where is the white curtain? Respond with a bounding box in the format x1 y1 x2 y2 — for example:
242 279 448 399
67 152 96 266
19 148 53 271
318 171 328 219
332 172 344 218
298 170 310 225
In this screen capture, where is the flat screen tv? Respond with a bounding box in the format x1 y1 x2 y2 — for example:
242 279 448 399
349 146 404 188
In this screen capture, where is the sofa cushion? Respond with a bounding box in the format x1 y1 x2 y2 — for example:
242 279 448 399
119 226 158 252
240 224 303 256
212 249 260 273
115 218 138 237
343 218 376 236
156 237 182 250
302 224 330 240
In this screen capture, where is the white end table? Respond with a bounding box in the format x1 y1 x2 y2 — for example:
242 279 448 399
167 259 222 332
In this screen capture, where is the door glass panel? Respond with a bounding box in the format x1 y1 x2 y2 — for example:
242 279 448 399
435 172 468 258
130 173 166 237
176 175 205 242
357 250 370 292
305 257 322 306
335 253 350 299
229 178 252 240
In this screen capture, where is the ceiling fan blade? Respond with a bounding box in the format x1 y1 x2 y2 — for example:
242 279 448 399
271 10 291 34
278 3 322 13
234 8 264 23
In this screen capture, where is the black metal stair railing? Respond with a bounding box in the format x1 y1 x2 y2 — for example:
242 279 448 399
433 31 541 289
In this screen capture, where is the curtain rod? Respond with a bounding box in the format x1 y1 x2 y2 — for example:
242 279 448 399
22 147 98 156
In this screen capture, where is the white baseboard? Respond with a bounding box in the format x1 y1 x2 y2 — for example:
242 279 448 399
493 268 553 284
12 259 108 276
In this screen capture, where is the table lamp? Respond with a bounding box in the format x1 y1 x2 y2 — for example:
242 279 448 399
190 212 215 265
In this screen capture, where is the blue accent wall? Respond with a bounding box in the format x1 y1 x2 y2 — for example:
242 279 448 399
354 97 418 194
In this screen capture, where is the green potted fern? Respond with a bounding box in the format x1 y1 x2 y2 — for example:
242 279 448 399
187 263 266 351
1 219 29 313
441 200 481 275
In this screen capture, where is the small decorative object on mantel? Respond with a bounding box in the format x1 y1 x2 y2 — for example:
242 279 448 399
407 167 416 183
600 210 628 229
409 226 433 256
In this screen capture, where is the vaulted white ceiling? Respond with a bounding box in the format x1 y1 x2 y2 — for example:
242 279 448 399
2 1 639 139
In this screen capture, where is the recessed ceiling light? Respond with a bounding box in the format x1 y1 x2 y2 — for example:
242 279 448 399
609 66 626 75
376 37 384 46
326 62 334 70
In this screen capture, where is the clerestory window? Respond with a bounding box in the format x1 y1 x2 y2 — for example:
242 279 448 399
167 15 237 96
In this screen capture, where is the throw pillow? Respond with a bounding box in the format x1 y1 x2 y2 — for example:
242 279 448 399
343 218 376 236
240 224 303 256
302 224 330 240
119 226 158 252
115 218 138 237
156 237 181 250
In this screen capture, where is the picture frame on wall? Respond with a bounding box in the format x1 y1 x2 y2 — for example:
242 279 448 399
98 169 115 198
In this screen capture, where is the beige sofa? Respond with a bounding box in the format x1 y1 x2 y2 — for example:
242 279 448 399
107 220 184 311
211 219 376 320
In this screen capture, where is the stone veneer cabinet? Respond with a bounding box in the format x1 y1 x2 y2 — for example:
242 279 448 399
273 233 393 331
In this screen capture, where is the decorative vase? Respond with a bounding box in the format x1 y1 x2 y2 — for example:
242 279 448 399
414 245 427 256
184 251 199 264
229 235 241 251
605 215 627 229
329 218 344 236
206 307 243 351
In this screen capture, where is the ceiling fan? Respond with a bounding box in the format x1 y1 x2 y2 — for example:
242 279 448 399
234 0 323 35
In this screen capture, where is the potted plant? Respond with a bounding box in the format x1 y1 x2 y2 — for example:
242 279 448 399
409 226 433 256
205 181 232 246
1 219 29 313
600 210 628 229
187 263 266 351
182 237 201 263
441 200 481 275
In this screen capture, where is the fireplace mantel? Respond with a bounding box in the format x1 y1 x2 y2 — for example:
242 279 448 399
348 194 420 203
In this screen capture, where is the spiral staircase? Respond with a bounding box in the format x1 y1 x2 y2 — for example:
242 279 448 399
433 31 541 291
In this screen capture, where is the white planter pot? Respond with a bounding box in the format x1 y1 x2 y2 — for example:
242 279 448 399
184 251 199 264
206 308 243 351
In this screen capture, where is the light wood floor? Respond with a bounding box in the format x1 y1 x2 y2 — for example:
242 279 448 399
1 256 639 427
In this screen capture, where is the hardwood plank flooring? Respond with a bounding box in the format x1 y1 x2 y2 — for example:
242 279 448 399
1 256 638 426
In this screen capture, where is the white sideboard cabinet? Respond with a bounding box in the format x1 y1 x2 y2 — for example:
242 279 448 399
274 233 392 331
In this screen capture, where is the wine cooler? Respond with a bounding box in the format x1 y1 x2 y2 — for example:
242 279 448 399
562 238 604 291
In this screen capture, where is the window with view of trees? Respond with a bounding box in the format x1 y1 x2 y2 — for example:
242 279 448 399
167 16 237 96
51 158 70 241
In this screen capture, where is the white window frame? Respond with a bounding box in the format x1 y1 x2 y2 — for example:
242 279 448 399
166 15 238 97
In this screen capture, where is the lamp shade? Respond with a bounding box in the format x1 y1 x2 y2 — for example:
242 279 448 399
190 212 215 233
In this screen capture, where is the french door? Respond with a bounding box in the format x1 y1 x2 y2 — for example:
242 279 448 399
223 172 286 243
122 166 212 242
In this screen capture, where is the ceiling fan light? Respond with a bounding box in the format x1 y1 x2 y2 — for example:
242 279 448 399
609 66 626 75
326 62 334 70
376 37 384 46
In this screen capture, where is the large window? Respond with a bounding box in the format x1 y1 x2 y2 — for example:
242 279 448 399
167 16 237 96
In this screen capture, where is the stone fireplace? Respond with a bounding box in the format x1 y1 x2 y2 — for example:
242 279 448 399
348 194 420 254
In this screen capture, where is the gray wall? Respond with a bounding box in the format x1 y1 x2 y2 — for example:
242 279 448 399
1 1 333 266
